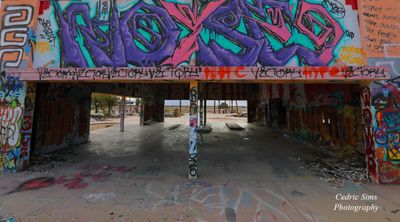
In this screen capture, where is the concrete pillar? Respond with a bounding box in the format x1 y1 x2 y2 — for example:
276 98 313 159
120 96 125 132
188 81 198 179
204 99 207 126
19 82 36 170
140 84 145 126
247 84 258 123
247 99 257 123
360 83 378 183
214 100 216 114
155 98 165 122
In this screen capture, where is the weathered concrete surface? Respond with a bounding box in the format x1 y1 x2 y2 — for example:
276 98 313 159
0 116 399 222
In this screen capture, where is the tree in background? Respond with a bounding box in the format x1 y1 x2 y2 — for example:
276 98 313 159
91 93 120 116
219 102 229 113
135 98 141 113
92 94 101 113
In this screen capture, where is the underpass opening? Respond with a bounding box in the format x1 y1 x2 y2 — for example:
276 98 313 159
89 93 140 132
21 80 373 184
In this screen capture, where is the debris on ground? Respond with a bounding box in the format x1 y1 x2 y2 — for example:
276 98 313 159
304 152 368 187
168 124 181 130
225 122 244 131
25 150 80 175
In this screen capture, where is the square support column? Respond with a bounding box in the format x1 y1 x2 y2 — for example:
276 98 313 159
188 81 198 179
360 83 379 183
19 82 37 170
120 96 125 132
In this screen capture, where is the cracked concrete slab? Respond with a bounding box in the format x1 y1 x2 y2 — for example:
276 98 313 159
0 116 399 221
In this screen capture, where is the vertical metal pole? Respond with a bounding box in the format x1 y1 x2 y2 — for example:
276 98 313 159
200 98 204 144
188 81 198 179
120 96 125 132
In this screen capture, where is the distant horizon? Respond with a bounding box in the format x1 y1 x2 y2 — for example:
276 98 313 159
164 100 247 107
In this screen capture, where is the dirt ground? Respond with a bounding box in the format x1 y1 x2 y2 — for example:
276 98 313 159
0 115 399 222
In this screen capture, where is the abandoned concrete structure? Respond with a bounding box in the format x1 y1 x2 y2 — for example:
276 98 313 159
0 0 399 184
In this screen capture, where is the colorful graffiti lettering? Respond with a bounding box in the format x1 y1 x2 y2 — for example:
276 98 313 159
314 91 344 107
0 1 39 172
368 57 400 184
0 74 26 172
379 161 400 183
372 84 400 161
339 46 367 66
36 0 361 68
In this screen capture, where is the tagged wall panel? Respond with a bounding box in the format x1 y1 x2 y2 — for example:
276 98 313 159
35 0 363 68
358 0 400 58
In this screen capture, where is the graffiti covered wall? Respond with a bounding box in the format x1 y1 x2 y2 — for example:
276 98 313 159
368 59 400 183
0 1 39 171
35 0 363 68
358 0 400 183
287 83 362 149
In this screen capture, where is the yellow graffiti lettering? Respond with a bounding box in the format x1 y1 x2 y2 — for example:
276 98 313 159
339 46 367 66
388 148 400 160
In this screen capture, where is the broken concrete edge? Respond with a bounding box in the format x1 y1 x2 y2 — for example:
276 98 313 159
225 123 245 131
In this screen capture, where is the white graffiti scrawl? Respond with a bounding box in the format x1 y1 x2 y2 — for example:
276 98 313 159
0 106 23 149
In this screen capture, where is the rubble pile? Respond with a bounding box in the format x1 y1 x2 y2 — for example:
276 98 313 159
305 152 368 187
26 151 79 175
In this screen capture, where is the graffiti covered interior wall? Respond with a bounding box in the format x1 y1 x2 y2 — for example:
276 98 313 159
287 83 362 149
0 1 39 171
35 0 363 68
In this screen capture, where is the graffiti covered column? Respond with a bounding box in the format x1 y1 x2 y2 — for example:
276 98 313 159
360 83 378 183
0 0 39 172
359 0 400 183
19 82 36 170
188 81 198 179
